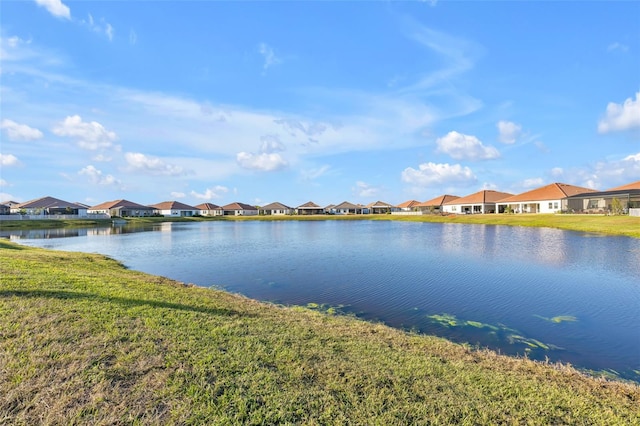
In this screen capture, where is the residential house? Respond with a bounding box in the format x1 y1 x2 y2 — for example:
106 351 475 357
442 190 513 214
496 183 596 214
89 199 155 217
367 200 397 214
195 203 223 216
150 201 200 217
296 201 325 215
0 203 10 215
333 201 364 215
396 200 422 212
416 195 460 214
222 202 259 216
12 196 88 217
260 202 294 215
564 180 640 214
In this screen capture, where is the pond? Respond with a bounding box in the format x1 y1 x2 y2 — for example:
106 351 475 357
4 220 640 381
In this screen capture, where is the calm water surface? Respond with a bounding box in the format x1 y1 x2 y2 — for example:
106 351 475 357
6 221 640 381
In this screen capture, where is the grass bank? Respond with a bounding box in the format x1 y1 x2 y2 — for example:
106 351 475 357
1 240 638 424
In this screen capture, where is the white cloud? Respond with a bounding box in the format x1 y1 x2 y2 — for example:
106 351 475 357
300 165 332 181
353 181 380 198
81 14 114 41
170 192 185 198
573 151 640 189
258 42 281 71
0 119 44 141
6 36 28 48
550 167 564 177
0 154 20 166
436 131 500 161
0 179 9 187
481 182 498 190
598 92 640 133
125 152 186 176
236 152 288 172
260 135 285 153
523 177 544 188
53 115 118 150
191 186 229 200
497 120 522 144
404 24 480 91
34 0 71 20
78 165 119 186
129 29 137 45
607 42 629 53
0 192 18 202
401 162 476 186
92 153 112 162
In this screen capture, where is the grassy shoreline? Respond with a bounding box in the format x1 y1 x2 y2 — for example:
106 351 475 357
2 213 639 238
1 240 639 424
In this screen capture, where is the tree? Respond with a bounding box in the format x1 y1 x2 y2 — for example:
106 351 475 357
611 198 625 215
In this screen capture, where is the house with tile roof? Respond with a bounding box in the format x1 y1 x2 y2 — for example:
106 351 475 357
396 200 421 212
564 180 640 214
194 203 223 216
222 202 259 216
12 196 88 217
366 201 397 214
296 201 325 215
149 201 200 217
333 201 365 214
416 195 460 214
496 183 596 214
259 202 294 215
89 199 155 217
443 190 513 214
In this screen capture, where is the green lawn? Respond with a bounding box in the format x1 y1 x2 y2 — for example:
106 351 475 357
1 240 638 424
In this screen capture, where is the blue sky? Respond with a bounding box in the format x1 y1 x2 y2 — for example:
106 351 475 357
1 1 639 207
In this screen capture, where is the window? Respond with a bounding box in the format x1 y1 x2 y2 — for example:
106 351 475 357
554 202 558 209
549 202 553 209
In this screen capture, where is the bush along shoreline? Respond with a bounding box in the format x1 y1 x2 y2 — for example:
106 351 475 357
1 240 639 424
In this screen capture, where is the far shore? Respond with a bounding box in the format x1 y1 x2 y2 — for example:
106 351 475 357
2 213 639 238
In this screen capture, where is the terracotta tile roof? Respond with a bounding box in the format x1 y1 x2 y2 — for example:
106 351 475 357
90 199 151 210
499 183 596 203
297 201 321 209
444 190 513 205
261 202 292 210
16 196 85 209
149 201 199 210
417 194 459 207
222 202 257 210
396 200 421 208
195 203 221 210
606 180 640 191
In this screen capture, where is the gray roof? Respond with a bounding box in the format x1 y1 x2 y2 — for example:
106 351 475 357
16 196 86 210
261 202 292 210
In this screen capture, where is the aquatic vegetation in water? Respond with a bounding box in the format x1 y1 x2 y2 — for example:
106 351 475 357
305 302 348 315
427 313 561 352
534 315 578 324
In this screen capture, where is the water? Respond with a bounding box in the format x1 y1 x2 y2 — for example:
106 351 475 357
4 220 640 381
